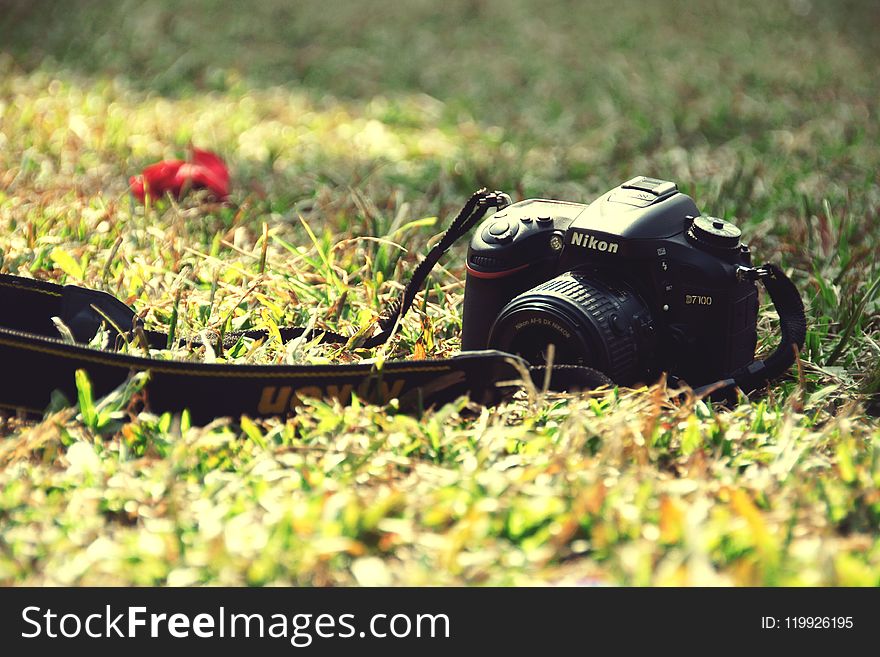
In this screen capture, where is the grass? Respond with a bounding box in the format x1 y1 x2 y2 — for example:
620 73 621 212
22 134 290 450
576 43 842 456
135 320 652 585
0 0 879 585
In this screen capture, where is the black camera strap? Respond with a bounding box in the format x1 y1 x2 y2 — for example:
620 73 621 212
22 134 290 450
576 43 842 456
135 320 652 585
0 190 803 424
0 190 612 424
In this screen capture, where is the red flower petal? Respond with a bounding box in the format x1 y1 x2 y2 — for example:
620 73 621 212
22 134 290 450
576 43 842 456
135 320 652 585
129 159 184 202
191 148 230 189
129 148 229 203
175 149 229 199
129 175 146 202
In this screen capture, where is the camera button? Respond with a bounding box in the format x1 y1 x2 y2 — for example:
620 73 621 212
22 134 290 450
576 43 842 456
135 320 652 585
610 313 628 336
488 219 512 236
537 215 553 224
520 216 533 224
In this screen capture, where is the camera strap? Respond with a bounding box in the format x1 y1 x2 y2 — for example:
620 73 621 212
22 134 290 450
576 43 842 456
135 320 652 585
0 189 804 424
0 190 611 424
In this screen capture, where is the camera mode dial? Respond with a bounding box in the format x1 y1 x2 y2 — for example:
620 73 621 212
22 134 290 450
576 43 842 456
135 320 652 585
481 215 520 244
687 216 741 250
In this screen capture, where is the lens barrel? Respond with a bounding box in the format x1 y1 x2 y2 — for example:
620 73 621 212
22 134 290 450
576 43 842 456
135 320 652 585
487 272 655 385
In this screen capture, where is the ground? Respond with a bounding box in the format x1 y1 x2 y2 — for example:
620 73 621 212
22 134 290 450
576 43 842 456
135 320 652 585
0 0 878 585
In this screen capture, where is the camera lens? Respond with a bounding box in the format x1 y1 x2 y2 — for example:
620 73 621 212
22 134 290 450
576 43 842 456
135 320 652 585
487 272 655 385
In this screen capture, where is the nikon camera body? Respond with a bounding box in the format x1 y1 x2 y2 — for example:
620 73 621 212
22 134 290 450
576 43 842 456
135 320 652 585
461 176 760 388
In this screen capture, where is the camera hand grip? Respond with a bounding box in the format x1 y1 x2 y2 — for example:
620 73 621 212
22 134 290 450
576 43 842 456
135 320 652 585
695 263 806 398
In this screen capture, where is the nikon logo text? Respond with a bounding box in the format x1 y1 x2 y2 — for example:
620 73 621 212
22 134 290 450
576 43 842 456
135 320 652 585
570 232 619 254
257 379 406 415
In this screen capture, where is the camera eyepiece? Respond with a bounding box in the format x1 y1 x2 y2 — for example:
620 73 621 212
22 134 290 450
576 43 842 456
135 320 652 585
487 272 656 385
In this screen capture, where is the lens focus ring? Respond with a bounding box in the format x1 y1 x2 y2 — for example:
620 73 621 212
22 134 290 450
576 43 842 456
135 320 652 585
488 272 654 385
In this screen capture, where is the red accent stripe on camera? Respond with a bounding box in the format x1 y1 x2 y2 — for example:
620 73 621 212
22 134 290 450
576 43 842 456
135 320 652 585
466 263 529 279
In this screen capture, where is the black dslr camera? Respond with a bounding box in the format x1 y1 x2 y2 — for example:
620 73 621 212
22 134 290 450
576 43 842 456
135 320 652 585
461 176 769 389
